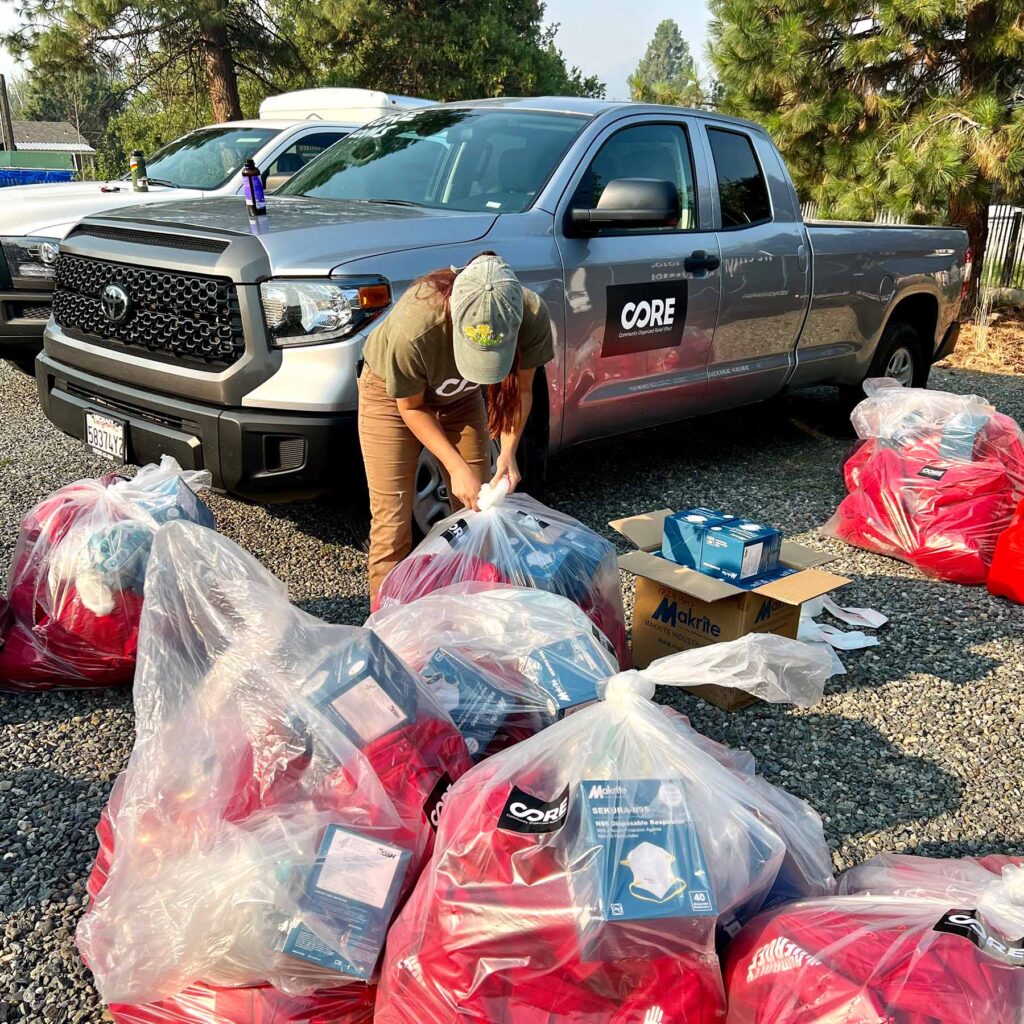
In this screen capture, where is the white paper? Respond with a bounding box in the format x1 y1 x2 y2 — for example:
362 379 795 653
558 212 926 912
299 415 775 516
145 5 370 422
331 676 407 743
820 595 888 629
740 542 764 579
316 829 404 909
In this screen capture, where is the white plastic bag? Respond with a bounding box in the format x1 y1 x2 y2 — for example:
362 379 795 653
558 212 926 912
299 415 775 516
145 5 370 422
77 522 472 1022
367 582 621 759
371 492 629 664
375 633 836 1024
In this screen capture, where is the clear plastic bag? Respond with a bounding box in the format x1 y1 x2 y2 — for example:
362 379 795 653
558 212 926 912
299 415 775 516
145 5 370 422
371 492 630 665
77 521 472 1023
725 853 1024 1023
367 582 621 760
822 378 1024 583
0 456 214 691
375 634 836 1024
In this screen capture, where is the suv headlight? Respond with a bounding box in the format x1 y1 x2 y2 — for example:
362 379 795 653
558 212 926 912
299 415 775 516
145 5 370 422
1 236 61 288
260 277 391 348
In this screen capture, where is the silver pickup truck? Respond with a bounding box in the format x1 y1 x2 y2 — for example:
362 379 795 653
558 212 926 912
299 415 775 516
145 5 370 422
37 97 967 527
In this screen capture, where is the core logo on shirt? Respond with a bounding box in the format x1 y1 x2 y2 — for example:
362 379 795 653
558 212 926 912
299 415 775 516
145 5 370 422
918 464 949 480
934 909 1024 966
424 772 454 832
745 936 823 983
497 783 570 834
602 281 688 358
434 377 480 398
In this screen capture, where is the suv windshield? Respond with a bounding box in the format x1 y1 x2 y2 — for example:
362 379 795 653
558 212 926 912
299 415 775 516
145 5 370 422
279 108 588 213
141 127 279 190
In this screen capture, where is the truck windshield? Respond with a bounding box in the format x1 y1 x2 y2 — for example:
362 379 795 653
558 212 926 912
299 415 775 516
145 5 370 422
279 108 588 213
141 127 279 190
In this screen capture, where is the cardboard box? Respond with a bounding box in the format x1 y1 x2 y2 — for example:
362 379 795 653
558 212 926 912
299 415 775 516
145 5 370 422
610 509 850 711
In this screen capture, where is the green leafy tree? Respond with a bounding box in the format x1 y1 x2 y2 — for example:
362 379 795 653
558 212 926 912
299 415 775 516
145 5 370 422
284 0 604 100
710 0 1024 309
632 18 695 96
2 0 313 124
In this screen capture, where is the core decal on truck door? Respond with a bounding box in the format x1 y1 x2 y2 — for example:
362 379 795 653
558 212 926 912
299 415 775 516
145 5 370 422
602 281 688 358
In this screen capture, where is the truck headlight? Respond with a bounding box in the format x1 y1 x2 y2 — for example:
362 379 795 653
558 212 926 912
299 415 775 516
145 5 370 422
260 277 391 348
1 236 61 287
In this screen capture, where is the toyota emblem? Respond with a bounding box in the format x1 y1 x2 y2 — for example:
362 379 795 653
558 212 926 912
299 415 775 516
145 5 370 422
101 283 130 323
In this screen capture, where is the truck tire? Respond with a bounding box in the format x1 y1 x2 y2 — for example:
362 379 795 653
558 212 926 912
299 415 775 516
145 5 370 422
867 320 929 389
838 320 929 416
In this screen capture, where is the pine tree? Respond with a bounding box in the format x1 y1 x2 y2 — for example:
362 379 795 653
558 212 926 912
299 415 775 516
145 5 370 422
710 0 1024 309
632 19 696 97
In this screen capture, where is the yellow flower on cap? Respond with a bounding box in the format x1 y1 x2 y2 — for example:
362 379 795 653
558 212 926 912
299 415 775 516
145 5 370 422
464 323 504 347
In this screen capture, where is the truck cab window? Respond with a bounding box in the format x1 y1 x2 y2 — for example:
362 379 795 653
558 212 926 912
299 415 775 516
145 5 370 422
706 128 772 228
571 123 696 231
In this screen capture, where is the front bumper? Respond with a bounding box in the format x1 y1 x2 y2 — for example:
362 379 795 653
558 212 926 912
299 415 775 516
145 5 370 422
37 352 357 503
0 287 51 355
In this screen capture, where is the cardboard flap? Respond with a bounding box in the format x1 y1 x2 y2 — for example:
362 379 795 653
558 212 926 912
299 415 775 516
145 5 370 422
779 540 836 570
752 567 850 605
609 509 674 553
618 550 744 602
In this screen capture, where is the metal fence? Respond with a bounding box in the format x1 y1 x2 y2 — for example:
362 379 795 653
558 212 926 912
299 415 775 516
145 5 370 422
801 201 1024 291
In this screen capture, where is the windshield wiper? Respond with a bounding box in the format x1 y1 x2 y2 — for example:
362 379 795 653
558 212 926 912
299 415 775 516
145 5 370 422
146 178 180 188
356 198 423 207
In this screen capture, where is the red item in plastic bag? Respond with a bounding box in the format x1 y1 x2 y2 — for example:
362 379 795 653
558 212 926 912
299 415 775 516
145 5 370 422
988 497 1024 604
0 459 213 691
79 523 472 1024
824 382 1024 584
725 855 1024 1024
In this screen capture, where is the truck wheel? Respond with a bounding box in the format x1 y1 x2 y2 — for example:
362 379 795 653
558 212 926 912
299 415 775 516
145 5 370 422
869 320 929 388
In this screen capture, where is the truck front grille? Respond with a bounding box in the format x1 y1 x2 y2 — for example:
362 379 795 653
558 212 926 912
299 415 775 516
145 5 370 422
52 254 244 368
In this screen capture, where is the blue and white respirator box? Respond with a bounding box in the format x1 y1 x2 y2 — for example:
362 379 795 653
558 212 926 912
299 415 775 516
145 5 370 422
661 507 737 568
575 778 717 925
700 521 782 583
279 823 411 979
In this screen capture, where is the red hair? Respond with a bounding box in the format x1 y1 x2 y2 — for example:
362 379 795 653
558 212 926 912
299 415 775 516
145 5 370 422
413 252 522 438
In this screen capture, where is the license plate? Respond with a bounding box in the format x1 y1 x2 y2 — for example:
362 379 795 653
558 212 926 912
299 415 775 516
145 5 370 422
85 411 126 462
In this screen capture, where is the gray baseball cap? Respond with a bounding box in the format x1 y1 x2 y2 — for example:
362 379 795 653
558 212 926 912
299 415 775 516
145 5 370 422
450 254 524 384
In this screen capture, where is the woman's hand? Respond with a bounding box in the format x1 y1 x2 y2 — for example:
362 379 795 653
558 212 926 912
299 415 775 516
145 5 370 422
449 460 482 511
491 448 521 494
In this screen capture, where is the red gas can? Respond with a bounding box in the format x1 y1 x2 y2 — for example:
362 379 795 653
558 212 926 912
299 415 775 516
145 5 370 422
987 497 1024 603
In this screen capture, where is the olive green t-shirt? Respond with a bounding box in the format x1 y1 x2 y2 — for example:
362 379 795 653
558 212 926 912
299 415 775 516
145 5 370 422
362 283 554 405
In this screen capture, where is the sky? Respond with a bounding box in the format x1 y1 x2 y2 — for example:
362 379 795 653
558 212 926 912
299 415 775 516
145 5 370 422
0 1 712 100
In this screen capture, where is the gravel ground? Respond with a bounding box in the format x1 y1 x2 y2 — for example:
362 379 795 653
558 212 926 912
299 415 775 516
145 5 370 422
1 358 1023 1022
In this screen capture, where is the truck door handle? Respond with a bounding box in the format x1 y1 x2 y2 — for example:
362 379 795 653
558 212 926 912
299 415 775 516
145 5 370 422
684 250 721 273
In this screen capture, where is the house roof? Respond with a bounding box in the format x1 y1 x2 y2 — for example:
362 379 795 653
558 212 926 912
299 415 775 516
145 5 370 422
8 120 96 153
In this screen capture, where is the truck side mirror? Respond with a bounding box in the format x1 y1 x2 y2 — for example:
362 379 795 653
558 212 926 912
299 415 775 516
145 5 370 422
567 178 680 236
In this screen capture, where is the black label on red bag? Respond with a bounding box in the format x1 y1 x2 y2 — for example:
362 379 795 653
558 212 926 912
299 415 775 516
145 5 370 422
498 784 570 834
440 518 470 547
424 772 454 832
918 465 949 481
934 909 1024 966
592 624 616 657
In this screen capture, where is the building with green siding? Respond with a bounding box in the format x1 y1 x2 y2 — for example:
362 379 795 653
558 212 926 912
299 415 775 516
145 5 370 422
0 120 96 178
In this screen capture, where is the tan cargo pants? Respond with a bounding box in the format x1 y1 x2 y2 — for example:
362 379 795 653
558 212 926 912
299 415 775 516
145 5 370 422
358 368 490 599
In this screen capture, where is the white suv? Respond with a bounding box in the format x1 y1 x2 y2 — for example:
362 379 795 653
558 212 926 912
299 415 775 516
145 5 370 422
0 88 430 368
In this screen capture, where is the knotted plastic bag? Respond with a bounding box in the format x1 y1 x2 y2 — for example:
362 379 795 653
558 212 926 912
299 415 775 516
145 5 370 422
822 378 1024 583
371 492 629 665
367 582 620 760
77 522 472 1023
0 456 214 690
375 634 836 1024
725 853 1024 1023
